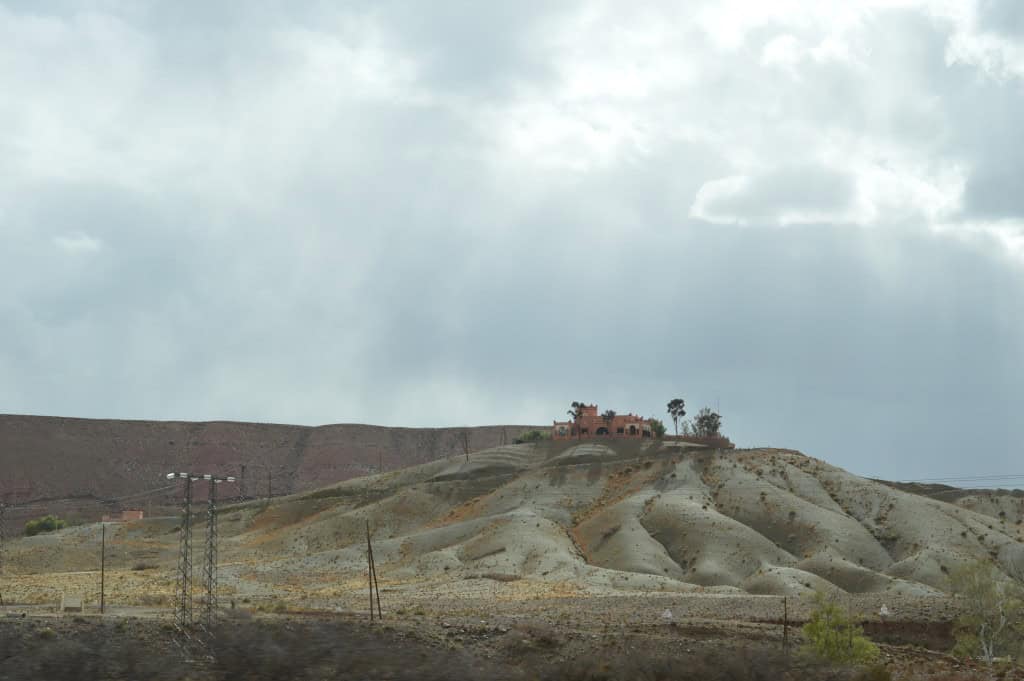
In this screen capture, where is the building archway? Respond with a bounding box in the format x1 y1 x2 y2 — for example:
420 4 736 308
596 426 609 436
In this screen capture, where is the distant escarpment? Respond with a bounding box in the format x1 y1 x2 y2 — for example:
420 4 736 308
0 414 538 522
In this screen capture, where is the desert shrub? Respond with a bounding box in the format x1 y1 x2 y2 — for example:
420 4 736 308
852 664 892 681
255 599 289 613
137 593 169 607
515 621 562 648
541 648 848 681
24 514 66 537
131 562 158 571
4 621 188 681
208 620 499 681
514 430 550 443
31 639 100 680
802 591 879 665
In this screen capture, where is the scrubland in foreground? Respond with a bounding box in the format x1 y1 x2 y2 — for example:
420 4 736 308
1 614 1016 681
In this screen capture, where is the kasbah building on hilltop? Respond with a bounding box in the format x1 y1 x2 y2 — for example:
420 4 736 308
552 404 653 440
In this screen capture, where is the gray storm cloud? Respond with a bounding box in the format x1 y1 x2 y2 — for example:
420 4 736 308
0 0 1022 482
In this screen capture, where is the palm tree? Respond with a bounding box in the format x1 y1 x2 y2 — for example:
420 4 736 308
667 398 686 436
569 401 585 438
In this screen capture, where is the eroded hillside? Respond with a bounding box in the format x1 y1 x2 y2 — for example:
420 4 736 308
6 439 1021 604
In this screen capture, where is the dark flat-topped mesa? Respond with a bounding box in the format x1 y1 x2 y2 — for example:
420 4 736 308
0 414 541 523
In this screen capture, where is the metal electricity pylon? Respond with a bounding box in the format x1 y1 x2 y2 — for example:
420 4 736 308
167 472 199 629
201 474 234 631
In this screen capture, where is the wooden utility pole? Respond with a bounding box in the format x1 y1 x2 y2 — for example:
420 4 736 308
371 541 382 620
782 596 788 650
1 501 6 607
847 596 854 653
366 521 374 620
366 520 382 621
100 523 106 614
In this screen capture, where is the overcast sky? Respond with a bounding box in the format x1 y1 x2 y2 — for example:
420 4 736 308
2 1 1022 482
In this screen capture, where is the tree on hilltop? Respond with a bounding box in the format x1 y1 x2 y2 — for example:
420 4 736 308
647 417 666 438
666 398 686 436
567 401 587 440
693 407 722 437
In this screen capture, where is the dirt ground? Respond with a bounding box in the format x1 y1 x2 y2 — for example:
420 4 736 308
1 591 1019 681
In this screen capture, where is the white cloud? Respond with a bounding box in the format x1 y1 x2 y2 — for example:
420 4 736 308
52 233 102 253
946 26 1024 79
761 34 804 72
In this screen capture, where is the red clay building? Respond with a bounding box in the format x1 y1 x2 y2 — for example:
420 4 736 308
552 404 653 440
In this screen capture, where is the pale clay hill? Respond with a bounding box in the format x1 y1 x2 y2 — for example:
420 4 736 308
5 439 1024 605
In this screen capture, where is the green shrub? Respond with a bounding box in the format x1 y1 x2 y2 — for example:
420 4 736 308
949 560 1024 662
514 430 550 444
25 514 66 537
802 591 879 665
647 417 667 438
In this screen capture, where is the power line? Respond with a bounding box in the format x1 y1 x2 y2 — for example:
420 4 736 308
5 483 180 515
898 475 1024 484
